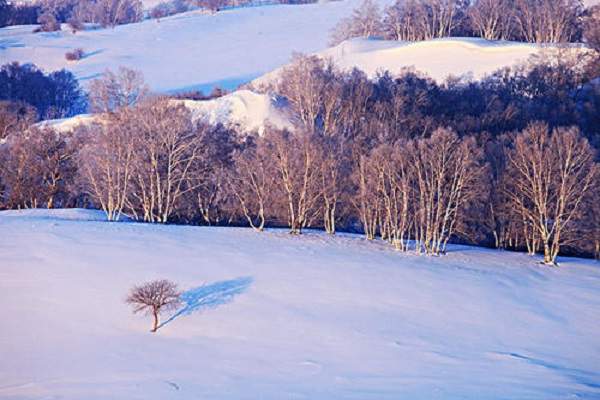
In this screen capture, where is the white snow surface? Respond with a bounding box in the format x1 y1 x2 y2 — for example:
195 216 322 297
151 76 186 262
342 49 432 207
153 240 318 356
38 90 293 134
177 89 294 133
1 208 600 399
1 1 567 94
253 37 579 88
0 1 380 93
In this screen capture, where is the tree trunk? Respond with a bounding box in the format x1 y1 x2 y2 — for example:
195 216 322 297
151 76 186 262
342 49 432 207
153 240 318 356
151 309 160 332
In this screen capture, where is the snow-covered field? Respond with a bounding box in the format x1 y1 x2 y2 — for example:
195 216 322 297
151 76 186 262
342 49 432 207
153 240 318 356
0 0 378 93
0 0 566 95
1 208 599 399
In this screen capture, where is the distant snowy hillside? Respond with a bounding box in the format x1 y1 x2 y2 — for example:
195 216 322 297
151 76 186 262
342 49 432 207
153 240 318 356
40 90 293 134
0 0 385 93
253 37 576 87
178 89 293 133
1 208 599 399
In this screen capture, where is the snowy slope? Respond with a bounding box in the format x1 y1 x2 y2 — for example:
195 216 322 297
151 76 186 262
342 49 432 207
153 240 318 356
0 0 382 93
0 2 565 94
39 90 293 133
1 208 599 400
178 89 293 133
253 37 579 87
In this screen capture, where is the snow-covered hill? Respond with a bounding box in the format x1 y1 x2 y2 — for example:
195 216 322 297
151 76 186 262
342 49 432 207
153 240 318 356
34 35 573 134
39 89 293 134
0 0 379 93
0 1 568 95
254 37 573 87
1 208 599 399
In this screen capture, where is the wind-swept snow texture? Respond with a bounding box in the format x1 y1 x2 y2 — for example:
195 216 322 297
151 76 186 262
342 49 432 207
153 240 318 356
1 209 599 399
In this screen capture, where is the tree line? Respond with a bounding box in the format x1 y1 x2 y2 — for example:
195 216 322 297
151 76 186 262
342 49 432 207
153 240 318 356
1 54 599 264
0 0 319 31
332 0 600 45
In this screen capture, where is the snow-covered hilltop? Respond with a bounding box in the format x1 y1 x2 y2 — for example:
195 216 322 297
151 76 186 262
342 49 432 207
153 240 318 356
0 0 377 93
252 36 571 88
1 208 599 400
33 35 568 134
0 1 565 94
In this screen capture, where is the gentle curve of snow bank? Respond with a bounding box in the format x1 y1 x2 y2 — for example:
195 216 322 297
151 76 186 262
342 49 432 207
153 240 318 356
253 37 580 87
1 208 599 399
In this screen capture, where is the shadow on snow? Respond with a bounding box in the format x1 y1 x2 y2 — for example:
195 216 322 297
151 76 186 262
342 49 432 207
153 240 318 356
159 276 253 329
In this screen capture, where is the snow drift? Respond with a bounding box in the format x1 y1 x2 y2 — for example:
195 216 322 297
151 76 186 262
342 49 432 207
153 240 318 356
253 37 580 88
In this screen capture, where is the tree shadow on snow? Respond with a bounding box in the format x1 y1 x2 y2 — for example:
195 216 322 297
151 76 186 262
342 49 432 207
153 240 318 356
159 276 253 329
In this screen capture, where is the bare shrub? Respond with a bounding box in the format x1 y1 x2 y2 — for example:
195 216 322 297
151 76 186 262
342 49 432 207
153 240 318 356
37 10 60 32
65 48 84 61
126 279 181 332
66 16 83 32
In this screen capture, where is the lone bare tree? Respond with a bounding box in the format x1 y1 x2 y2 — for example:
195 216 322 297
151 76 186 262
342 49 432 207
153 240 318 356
126 279 181 332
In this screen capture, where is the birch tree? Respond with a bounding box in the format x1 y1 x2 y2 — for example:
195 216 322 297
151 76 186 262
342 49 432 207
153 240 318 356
467 0 514 40
410 128 483 255
505 123 598 264
77 120 135 221
267 130 323 234
127 98 201 223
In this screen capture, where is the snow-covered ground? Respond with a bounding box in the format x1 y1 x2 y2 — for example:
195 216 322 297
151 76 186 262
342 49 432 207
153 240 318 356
254 37 574 87
0 0 380 93
39 90 293 134
0 1 566 95
1 208 599 399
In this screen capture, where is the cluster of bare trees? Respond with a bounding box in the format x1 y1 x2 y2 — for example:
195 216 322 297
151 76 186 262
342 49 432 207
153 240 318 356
354 129 484 255
489 123 598 264
33 0 143 31
77 98 234 223
0 126 78 209
333 0 591 44
1 59 599 263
